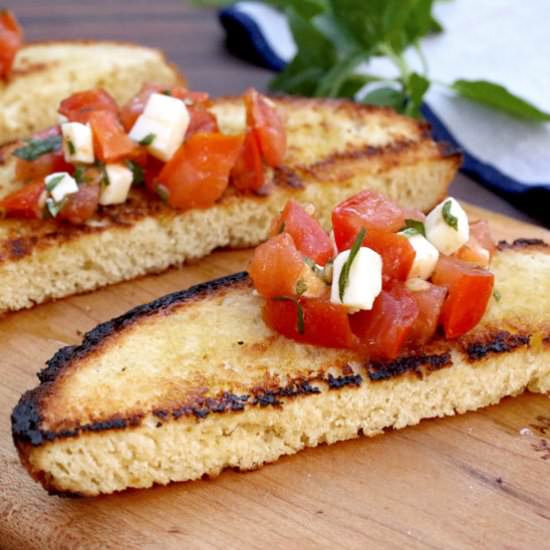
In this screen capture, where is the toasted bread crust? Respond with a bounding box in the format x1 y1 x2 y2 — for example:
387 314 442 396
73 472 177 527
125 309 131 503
11 241 550 495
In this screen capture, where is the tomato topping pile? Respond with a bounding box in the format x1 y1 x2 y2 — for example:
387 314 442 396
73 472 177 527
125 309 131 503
0 84 286 225
250 190 496 359
0 10 22 80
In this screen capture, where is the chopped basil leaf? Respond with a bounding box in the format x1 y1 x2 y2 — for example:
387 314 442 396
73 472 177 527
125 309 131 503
46 197 66 218
13 135 62 162
139 133 156 146
273 296 305 334
126 160 144 185
277 221 286 234
67 139 76 155
493 289 502 302
295 279 307 296
45 174 65 193
162 89 172 96
156 184 170 203
102 167 110 187
73 166 86 183
338 227 366 302
401 218 426 237
442 200 458 231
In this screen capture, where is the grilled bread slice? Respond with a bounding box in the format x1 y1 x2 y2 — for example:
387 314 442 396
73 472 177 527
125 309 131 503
0 98 459 313
12 239 550 496
0 41 184 145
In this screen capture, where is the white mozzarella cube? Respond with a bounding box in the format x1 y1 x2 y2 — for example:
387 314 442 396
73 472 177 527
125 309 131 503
425 197 469 255
99 163 133 205
399 232 439 280
45 172 78 203
61 122 94 164
143 92 190 127
129 115 184 162
330 247 382 311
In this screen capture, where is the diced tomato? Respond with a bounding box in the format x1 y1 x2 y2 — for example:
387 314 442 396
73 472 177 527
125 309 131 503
332 190 425 251
156 132 243 210
59 89 118 124
244 88 286 167
0 10 22 80
186 106 219 139
14 126 73 183
270 200 334 266
120 83 210 131
58 182 100 224
454 220 496 268
350 283 419 360
408 283 447 345
248 233 305 298
230 131 264 193
263 296 357 349
88 110 136 163
0 180 45 219
432 255 494 339
362 229 416 286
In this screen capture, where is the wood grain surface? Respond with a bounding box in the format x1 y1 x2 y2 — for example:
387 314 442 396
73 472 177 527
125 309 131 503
0 205 549 550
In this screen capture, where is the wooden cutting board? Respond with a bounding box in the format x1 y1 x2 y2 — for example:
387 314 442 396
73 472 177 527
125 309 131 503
0 203 549 550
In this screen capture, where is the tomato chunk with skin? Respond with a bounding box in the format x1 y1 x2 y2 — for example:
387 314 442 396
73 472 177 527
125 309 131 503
244 88 286 167
270 200 334 266
454 220 496 268
0 180 45 219
230 131 264 192
408 283 447 345
350 283 419 360
157 132 244 210
432 255 494 339
248 233 305 298
59 89 118 124
263 296 357 349
0 10 22 80
332 190 425 251
362 229 416 287
58 182 100 224
186 106 219 139
14 127 72 183
88 110 136 163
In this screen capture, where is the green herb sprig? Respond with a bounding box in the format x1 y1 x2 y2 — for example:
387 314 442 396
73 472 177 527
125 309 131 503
338 227 366 301
193 0 550 121
273 295 305 333
400 218 426 237
442 200 458 230
13 135 62 162
139 133 156 146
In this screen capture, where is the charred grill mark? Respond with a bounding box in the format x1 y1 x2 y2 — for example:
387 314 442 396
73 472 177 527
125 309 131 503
368 353 452 381
497 238 548 251
273 166 304 189
327 373 362 389
163 392 250 420
463 331 530 361
253 391 282 408
9 237 35 258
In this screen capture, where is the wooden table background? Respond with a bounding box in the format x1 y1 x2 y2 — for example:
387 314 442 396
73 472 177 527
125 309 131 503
1 1 549 549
